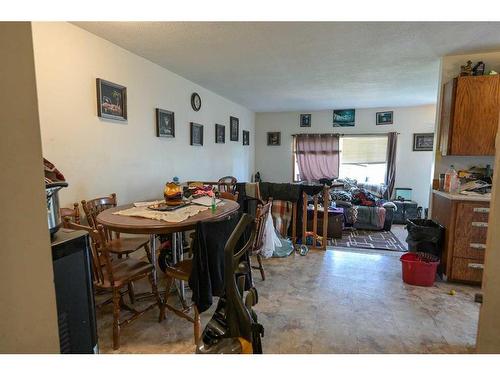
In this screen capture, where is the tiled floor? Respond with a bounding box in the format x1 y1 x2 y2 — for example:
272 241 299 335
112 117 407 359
97 245 480 354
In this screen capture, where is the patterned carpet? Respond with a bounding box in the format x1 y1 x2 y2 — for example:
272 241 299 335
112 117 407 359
328 229 406 252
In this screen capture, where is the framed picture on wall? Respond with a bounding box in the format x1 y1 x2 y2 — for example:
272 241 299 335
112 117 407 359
333 109 355 127
243 130 250 146
376 111 393 125
230 116 239 141
215 124 225 144
190 122 204 146
300 114 311 127
267 132 281 146
96 78 127 121
413 133 434 151
155 108 175 137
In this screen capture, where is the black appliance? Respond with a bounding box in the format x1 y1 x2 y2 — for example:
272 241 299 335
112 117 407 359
52 229 98 353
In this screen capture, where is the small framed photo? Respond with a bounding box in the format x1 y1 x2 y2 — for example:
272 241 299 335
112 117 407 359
230 116 239 141
300 114 311 127
267 132 281 146
243 130 250 146
376 111 393 125
190 123 204 146
215 124 225 144
333 109 355 127
155 108 175 137
96 78 127 121
413 133 434 151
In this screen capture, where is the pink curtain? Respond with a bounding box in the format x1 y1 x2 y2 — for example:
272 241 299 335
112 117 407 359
296 134 339 181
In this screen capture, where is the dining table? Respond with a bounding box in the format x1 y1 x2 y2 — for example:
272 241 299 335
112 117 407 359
96 198 240 302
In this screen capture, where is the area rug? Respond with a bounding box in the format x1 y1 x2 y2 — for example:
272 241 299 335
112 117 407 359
328 229 406 252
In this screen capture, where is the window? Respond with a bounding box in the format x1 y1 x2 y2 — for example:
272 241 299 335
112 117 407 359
338 135 388 184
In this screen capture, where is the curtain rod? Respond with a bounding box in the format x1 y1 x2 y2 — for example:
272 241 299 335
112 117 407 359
291 132 400 137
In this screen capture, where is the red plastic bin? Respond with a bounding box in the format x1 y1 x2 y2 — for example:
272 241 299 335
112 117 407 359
400 252 439 287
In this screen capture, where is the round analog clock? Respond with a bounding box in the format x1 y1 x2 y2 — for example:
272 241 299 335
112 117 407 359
191 92 201 112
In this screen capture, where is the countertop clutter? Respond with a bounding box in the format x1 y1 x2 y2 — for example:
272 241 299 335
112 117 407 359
432 189 491 202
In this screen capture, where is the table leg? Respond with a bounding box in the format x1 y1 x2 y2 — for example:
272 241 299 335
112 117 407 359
150 234 158 284
173 232 187 306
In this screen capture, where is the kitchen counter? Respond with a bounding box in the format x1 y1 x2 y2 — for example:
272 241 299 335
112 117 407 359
432 189 491 202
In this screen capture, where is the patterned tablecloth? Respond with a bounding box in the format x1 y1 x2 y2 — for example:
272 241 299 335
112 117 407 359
113 204 210 223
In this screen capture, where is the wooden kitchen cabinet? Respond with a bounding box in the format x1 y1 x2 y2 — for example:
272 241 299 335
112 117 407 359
439 75 499 156
431 191 489 284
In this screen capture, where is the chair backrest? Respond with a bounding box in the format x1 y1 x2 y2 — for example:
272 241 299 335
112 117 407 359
62 218 113 287
218 176 237 192
252 201 271 254
60 203 80 227
81 193 117 240
219 191 239 202
223 214 257 344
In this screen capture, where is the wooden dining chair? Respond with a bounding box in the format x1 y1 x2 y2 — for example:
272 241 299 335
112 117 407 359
250 201 271 281
82 193 153 303
60 203 80 227
219 191 239 202
218 176 237 193
81 193 151 259
159 257 201 345
63 218 162 350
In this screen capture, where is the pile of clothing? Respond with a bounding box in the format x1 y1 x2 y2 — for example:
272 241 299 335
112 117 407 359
330 178 396 230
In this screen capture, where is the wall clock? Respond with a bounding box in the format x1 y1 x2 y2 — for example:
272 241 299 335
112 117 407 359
191 92 201 112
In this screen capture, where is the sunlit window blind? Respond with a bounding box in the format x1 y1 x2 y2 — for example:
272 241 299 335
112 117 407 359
341 136 388 164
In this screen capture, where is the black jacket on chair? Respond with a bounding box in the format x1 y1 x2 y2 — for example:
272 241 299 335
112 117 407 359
189 212 252 313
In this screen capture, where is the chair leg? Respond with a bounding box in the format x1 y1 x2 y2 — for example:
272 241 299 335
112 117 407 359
256 253 266 281
193 305 201 346
160 276 175 322
149 272 163 322
112 288 121 350
143 243 152 264
127 282 136 304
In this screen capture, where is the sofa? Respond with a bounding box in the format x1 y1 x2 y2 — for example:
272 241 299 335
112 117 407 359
329 179 396 231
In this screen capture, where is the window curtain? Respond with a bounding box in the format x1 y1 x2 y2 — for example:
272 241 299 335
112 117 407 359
385 132 398 199
296 134 339 181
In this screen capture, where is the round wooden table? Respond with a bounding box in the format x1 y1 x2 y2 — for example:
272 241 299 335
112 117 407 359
96 199 240 235
96 199 240 300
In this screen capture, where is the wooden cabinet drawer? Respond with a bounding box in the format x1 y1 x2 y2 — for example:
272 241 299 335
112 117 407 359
451 257 484 283
453 241 486 260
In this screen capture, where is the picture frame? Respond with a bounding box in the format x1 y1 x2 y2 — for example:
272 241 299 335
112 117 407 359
215 124 225 144
376 111 393 125
155 108 175 137
413 133 434 151
267 132 281 146
230 116 239 141
333 109 355 127
300 114 311 127
243 130 250 146
96 78 127 121
190 122 204 146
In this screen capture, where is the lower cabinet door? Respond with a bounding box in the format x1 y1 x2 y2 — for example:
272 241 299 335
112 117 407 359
451 257 484 283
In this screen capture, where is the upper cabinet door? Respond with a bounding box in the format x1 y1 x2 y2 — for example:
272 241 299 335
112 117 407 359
439 78 457 156
451 76 499 156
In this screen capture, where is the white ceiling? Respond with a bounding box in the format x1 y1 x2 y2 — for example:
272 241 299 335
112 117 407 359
74 22 500 112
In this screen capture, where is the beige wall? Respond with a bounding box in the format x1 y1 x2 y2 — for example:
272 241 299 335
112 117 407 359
32 22 255 209
0 22 59 353
255 105 436 208
477 130 500 353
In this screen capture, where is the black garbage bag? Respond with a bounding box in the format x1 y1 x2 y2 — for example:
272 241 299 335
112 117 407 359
406 219 445 277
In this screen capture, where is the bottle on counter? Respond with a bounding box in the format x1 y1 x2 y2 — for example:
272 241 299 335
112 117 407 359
444 165 459 193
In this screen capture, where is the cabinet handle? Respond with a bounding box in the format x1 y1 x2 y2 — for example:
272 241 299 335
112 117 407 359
473 207 490 214
470 243 486 250
468 263 484 270
472 222 488 228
